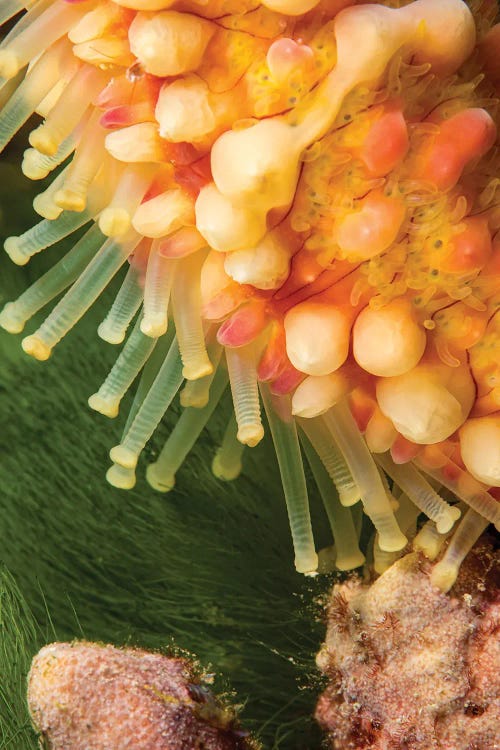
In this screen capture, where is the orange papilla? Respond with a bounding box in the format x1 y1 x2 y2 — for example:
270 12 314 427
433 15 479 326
201 251 252 321
257 320 288 382
273 247 326 301
178 0 257 19
105 6 136 40
348 388 376 434
140 168 176 202
313 0 357 15
390 434 422 465
439 215 493 274
415 108 497 192
138 141 208 197
432 302 489 368
216 298 269 348
269 360 305 397
265 38 314 84
158 228 207 260
482 233 500 274
97 73 162 110
420 444 450 470
174 155 213 199
100 101 157 129
333 188 407 259
358 103 409 178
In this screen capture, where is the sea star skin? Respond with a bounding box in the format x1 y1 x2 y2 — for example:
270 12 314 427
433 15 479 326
28 641 253 750
0 0 499 580
315 538 500 750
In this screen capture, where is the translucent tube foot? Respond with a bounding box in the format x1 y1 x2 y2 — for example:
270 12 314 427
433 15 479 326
237 423 265 448
0 302 25 333
4 236 28 265
106 463 137 490
140 314 168 339
97 321 127 346
109 444 138 470
295 554 320 575
99 207 132 238
183 361 214 381
87 393 119 419
212 453 242 481
336 550 366 571
54 188 87 213
22 334 51 360
430 562 458 593
317 545 337 574
212 413 244 481
413 520 448 561
146 464 175 493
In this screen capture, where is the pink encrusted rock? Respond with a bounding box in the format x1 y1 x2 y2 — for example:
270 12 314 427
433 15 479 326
28 641 253 750
315 538 499 750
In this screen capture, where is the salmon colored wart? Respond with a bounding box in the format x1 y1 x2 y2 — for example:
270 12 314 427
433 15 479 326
0 0 499 585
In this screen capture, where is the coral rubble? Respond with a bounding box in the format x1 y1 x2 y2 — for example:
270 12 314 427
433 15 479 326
316 537 500 750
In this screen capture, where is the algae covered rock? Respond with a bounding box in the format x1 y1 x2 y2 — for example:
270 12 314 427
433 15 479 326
316 539 499 750
28 641 255 750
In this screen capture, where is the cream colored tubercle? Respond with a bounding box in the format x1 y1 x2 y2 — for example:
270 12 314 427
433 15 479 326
201 0 475 254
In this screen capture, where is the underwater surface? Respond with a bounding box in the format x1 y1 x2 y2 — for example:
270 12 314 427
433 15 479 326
0 0 499 747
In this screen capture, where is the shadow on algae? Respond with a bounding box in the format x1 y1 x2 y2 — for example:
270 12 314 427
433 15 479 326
0 134 330 749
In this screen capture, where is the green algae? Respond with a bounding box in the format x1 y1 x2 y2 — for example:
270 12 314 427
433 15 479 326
0 151 330 748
